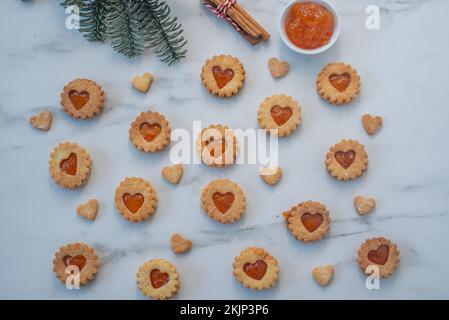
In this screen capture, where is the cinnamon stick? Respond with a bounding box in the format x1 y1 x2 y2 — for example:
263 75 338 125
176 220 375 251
203 0 269 45
233 2 270 40
209 0 260 39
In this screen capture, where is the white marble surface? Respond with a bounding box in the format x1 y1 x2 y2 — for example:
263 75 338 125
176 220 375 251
1 0 449 299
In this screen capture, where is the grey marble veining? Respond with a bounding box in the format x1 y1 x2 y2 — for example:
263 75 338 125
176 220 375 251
1 0 449 299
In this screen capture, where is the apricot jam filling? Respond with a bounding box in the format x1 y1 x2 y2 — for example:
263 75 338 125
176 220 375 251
285 2 334 50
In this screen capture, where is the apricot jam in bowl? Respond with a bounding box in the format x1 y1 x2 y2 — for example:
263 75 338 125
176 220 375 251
279 0 340 55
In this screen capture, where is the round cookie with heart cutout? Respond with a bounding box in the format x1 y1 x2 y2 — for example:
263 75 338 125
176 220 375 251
258 94 302 137
129 111 171 152
61 78 105 119
201 55 246 97
49 142 92 189
137 259 180 300
201 179 246 224
114 177 158 222
53 242 99 286
358 237 400 278
198 124 238 168
233 247 280 290
317 62 361 105
325 139 368 181
283 201 331 242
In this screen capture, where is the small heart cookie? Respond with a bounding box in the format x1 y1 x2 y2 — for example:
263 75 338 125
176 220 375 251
30 111 52 131
161 164 183 185
268 57 289 79
312 265 334 286
354 196 376 215
259 166 282 185
132 73 153 93
362 114 383 135
77 199 99 221
171 234 192 254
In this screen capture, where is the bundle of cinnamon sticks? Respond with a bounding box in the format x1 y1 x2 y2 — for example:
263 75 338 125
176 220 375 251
203 0 270 45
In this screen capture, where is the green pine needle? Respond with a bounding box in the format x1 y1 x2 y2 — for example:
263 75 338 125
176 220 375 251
59 0 187 63
139 0 188 65
107 0 144 58
80 0 109 42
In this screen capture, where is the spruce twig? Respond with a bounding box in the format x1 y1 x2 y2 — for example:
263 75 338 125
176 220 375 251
106 0 144 58
59 0 187 63
139 0 187 65
80 0 109 42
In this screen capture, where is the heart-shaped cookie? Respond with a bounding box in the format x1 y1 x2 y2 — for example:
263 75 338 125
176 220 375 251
354 196 376 215
312 265 334 286
162 164 183 185
171 233 192 254
259 166 282 185
213 192 235 213
132 73 153 93
268 57 289 78
362 114 383 135
77 199 99 221
30 111 52 131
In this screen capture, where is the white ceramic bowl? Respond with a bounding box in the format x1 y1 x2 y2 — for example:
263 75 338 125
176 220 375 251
279 0 341 55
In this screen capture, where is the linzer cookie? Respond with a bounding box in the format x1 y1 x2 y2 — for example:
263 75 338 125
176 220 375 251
325 139 368 181
201 55 245 97
284 201 331 242
201 179 246 224
60 79 105 119
137 259 180 300
258 95 301 137
53 242 99 286
129 111 171 152
49 142 92 189
198 124 238 167
317 63 361 105
233 247 280 290
358 237 400 278
114 177 158 222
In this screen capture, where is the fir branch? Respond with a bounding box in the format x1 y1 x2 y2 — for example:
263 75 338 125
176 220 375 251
80 0 109 42
107 0 144 58
60 0 85 9
139 0 187 65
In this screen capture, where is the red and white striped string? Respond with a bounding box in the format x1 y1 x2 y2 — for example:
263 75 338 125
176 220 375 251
203 0 241 32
